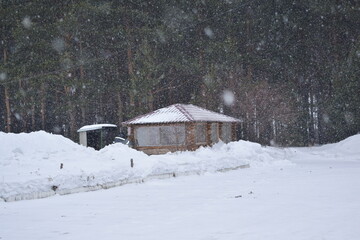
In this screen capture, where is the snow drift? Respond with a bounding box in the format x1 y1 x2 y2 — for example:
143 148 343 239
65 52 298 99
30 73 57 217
1 131 359 202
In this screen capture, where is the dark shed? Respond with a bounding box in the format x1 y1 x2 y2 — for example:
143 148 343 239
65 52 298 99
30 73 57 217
77 124 118 150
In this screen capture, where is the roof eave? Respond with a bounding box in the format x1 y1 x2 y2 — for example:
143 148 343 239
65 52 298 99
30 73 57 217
122 119 243 126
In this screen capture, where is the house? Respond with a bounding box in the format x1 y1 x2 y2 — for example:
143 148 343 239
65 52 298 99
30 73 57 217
77 124 118 150
122 104 242 155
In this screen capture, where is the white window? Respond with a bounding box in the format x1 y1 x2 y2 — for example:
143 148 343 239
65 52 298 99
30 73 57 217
160 125 185 145
211 123 219 143
136 126 160 146
195 123 207 144
135 125 185 147
221 123 232 143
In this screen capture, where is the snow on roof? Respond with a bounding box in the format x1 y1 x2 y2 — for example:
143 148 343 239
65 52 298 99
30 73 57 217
77 124 117 132
122 104 242 125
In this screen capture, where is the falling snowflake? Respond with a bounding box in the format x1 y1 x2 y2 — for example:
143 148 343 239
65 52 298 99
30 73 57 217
53 126 61 133
204 27 214 39
22 16 32 29
270 139 278 146
344 112 354 124
322 113 330 123
14 113 22 120
51 38 65 53
282 15 289 23
222 90 235 106
0 72 7 81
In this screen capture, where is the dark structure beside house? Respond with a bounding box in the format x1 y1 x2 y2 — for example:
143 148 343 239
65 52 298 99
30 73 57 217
77 124 118 150
122 104 242 155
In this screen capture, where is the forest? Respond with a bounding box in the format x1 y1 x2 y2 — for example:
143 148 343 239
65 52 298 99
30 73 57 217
0 0 359 146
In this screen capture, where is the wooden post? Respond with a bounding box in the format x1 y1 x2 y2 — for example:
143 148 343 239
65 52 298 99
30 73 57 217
186 123 196 151
231 123 237 141
127 126 135 148
218 122 223 142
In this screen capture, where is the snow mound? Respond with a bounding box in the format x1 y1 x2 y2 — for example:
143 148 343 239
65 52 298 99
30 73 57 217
286 134 360 162
2 131 359 202
0 131 92 163
0 131 285 201
326 134 360 154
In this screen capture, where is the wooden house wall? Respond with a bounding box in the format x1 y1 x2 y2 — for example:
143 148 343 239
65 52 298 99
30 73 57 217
128 121 238 155
231 123 237 141
185 123 196 151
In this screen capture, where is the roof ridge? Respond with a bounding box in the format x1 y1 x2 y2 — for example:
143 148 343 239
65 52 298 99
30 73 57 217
174 104 194 121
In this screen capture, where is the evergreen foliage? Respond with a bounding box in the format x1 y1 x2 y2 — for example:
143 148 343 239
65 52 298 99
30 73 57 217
0 0 359 146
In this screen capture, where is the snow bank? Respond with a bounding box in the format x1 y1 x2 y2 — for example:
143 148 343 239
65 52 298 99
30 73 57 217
1 131 358 202
0 131 276 201
284 134 360 163
324 134 360 155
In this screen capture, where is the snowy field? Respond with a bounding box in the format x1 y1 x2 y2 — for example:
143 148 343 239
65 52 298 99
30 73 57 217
1 132 360 239
0 131 283 202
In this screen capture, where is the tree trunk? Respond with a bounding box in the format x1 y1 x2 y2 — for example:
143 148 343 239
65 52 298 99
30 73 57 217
31 96 36 130
247 64 253 82
80 104 86 126
68 100 77 140
79 39 86 126
308 84 315 146
4 86 11 132
40 82 46 130
148 91 154 111
246 7 253 82
199 54 207 108
117 91 123 126
22 116 27 132
3 48 11 132
125 17 135 107
64 86 77 140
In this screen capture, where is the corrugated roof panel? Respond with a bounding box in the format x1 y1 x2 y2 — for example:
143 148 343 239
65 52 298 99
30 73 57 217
178 104 239 122
77 124 117 132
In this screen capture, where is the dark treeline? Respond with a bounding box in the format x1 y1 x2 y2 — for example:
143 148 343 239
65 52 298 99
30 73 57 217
0 0 359 146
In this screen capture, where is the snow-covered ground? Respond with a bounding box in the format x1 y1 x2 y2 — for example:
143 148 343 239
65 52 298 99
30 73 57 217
1 132 360 239
0 131 286 202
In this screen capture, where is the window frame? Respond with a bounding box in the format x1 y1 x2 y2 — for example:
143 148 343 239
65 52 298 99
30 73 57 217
221 123 232 143
135 124 186 147
195 123 207 144
211 123 219 144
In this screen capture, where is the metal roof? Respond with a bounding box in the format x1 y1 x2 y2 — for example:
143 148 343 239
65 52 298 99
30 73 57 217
122 104 242 125
77 124 117 132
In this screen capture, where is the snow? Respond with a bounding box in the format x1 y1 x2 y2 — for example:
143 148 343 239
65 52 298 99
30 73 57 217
1 132 360 239
204 26 215 38
21 16 32 29
0 131 258 201
123 104 241 125
222 89 235 106
0 72 7 81
124 105 189 124
51 38 65 53
77 124 117 132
